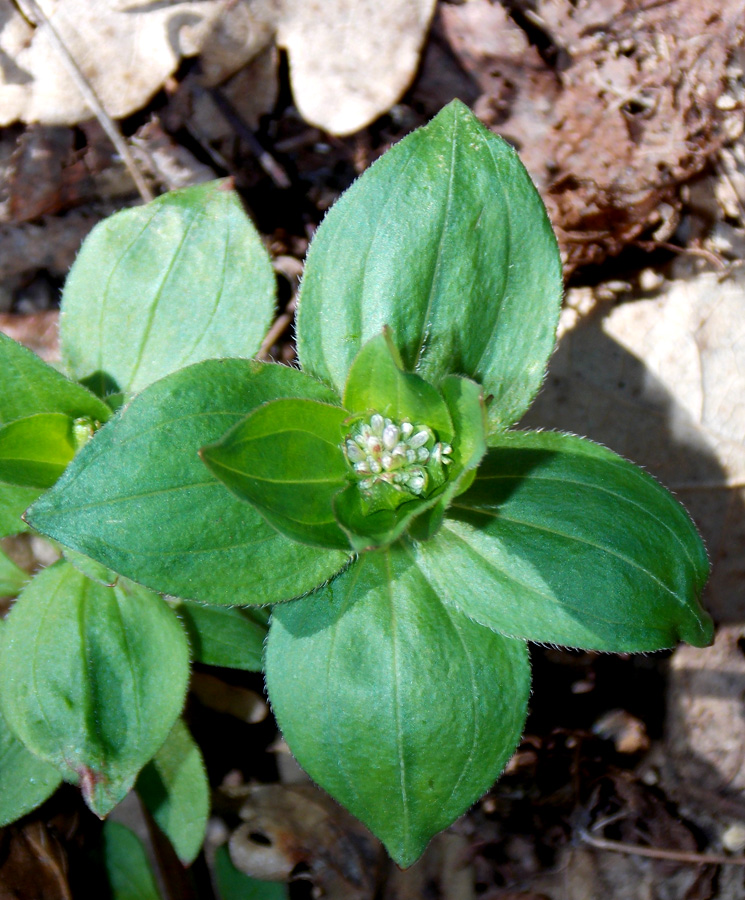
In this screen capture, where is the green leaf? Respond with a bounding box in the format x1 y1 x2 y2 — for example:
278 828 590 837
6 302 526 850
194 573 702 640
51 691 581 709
0 560 190 816
0 619 63 826
103 821 164 900
296 99 562 431
439 375 488 477
26 360 350 606
214 845 288 900
410 430 713 652
409 374 488 542
63 547 120 586
136 718 209 865
343 330 454 439
171 599 269 671
202 398 351 550
0 546 29 597
0 713 62 826
0 413 76 489
0 333 112 427
266 545 531 868
60 180 275 397
332 486 433 552
0 483 37 537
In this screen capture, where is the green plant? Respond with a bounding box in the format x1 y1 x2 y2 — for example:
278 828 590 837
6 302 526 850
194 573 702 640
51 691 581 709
0 101 711 870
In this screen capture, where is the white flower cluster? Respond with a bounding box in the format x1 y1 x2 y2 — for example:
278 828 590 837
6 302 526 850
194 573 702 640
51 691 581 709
344 413 452 496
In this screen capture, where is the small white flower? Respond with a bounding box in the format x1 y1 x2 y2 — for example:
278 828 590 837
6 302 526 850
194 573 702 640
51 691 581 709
343 411 449 498
382 423 400 451
346 441 366 462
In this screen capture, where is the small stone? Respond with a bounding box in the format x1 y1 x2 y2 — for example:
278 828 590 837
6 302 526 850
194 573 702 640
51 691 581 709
722 824 745 854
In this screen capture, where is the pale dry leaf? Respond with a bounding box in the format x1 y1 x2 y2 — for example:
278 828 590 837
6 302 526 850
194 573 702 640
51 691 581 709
277 0 437 136
228 783 384 899
0 0 273 126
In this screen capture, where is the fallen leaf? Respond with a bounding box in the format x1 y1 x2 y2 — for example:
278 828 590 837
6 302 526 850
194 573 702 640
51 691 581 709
227 783 384 899
0 820 72 900
0 311 60 361
439 0 745 272
0 0 269 126
277 0 437 136
190 672 267 724
1 0 436 137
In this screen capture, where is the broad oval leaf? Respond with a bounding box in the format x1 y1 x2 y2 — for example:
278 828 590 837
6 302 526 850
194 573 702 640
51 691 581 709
296 99 562 431
0 413 76 489
0 560 190 817
136 719 209 865
410 430 713 652
266 545 531 867
26 360 350 606
171 599 269 671
60 180 275 397
0 714 62 826
202 398 351 550
0 619 62 826
0 333 112 427
103 821 164 900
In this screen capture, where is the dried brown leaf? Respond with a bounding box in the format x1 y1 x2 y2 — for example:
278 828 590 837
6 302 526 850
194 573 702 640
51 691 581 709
227 783 384 899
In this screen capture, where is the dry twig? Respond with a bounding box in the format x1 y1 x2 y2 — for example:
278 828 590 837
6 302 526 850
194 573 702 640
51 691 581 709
580 828 745 867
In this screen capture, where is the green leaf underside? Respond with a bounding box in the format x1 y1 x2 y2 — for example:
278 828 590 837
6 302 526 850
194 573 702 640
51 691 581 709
0 333 112 427
172 599 268 671
296 99 562 432
408 430 712 652
0 413 76 488
0 546 29 597
0 619 62 826
136 719 209 865
0 561 189 816
266 546 531 868
202 398 350 550
343 330 454 440
60 180 275 397
26 360 350 606
214 845 289 900
103 821 163 900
